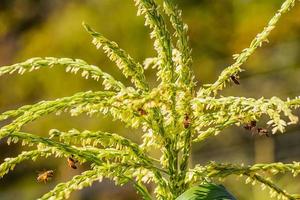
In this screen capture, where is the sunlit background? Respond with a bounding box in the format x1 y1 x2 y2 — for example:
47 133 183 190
0 0 300 199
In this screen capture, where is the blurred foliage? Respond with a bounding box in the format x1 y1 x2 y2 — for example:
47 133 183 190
0 0 299 199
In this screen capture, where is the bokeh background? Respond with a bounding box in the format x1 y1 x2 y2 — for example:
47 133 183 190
0 0 300 199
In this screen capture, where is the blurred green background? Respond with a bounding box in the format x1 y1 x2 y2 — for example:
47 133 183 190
0 0 300 199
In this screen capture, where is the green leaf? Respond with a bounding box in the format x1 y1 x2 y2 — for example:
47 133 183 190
176 183 236 200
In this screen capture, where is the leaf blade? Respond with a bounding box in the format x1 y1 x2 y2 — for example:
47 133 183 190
176 183 236 200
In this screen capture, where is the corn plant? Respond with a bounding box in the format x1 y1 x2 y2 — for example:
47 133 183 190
1 0 300 199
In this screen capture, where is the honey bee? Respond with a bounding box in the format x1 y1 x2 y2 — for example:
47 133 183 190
243 121 269 137
137 108 147 116
183 114 191 129
37 170 54 183
230 75 240 85
67 156 78 169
